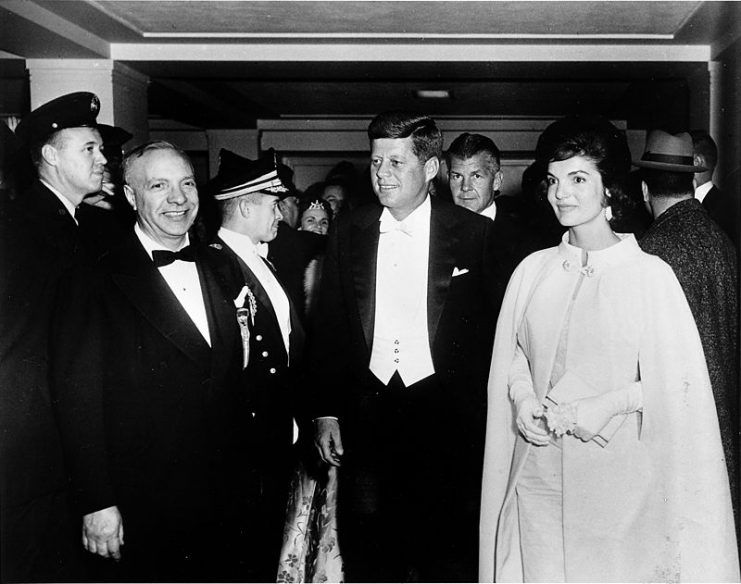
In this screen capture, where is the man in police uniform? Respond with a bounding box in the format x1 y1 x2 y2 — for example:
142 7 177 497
0 92 105 581
205 149 306 580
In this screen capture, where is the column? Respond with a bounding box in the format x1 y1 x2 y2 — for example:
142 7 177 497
26 59 149 146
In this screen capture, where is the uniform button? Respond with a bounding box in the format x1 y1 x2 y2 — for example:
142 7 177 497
394 358 399 364
394 339 400 345
58 209 67 216
262 351 268 357
394 348 399 354
269 368 277 374
255 335 263 341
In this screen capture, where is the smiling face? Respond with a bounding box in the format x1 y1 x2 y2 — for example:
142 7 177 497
546 155 608 231
370 136 438 221
124 148 199 250
43 127 107 205
448 152 503 213
300 206 330 235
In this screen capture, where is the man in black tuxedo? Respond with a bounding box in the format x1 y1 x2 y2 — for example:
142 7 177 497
0 92 106 582
312 112 502 582
53 141 250 581
690 130 737 244
447 132 541 280
205 149 305 579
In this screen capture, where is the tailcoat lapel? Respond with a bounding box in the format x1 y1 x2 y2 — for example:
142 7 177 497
109 235 212 367
427 198 459 346
350 207 383 350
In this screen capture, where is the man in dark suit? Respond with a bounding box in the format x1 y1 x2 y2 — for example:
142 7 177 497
0 92 106 582
53 141 251 581
204 149 305 579
638 130 738 527
447 132 541 280
312 112 502 582
690 129 737 244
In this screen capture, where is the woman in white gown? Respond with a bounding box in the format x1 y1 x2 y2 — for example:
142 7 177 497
478 116 738 583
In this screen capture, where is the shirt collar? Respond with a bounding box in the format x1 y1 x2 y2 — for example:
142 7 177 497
218 226 268 258
479 200 497 221
40 178 78 222
379 194 431 233
135 223 190 260
694 181 713 203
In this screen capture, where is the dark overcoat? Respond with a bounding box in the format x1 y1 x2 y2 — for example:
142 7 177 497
640 198 739 505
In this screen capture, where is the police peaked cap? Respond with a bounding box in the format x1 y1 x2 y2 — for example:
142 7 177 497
15 92 101 147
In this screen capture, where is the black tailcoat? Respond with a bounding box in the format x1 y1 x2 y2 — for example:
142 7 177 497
52 233 251 580
309 196 503 581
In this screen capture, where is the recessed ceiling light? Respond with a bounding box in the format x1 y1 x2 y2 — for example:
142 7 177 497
414 89 452 100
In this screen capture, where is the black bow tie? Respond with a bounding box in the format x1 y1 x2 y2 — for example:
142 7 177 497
152 245 196 268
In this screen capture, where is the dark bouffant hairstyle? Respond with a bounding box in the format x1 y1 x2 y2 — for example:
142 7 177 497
446 132 501 170
535 115 632 223
367 111 442 163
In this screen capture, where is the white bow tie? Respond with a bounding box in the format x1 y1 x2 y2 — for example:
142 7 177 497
379 216 414 236
255 242 269 258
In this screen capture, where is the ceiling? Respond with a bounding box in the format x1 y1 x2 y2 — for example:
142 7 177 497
1 1 740 129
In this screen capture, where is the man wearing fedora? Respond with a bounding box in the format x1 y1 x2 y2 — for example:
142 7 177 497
205 149 305 580
637 130 738 514
0 91 106 581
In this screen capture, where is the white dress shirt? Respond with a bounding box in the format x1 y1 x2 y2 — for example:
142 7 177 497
694 181 713 204
134 224 211 346
40 179 78 225
369 195 435 386
218 227 292 356
479 199 497 221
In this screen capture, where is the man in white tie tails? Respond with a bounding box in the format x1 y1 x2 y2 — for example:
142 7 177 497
205 149 306 581
52 141 249 581
311 111 503 582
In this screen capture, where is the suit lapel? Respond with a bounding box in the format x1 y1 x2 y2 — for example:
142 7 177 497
196 247 239 381
110 235 212 367
351 207 383 350
427 198 459 346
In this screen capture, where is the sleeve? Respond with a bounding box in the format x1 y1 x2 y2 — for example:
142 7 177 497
508 341 536 406
50 265 117 515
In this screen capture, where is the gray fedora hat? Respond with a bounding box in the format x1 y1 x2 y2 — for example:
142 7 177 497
633 130 707 173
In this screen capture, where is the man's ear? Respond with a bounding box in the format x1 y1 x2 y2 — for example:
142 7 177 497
641 181 650 204
41 143 58 167
123 184 137 211
238 196 251 218
693 153 705 169
424 156 440 183
493 170 504 193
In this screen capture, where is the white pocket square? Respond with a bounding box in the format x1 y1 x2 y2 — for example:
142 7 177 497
452 267 470 277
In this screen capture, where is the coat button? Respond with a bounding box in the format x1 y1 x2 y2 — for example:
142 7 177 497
262 351 268 357
394 358 399 364
256 335 263 341
269 368 276 374
251 411 256 418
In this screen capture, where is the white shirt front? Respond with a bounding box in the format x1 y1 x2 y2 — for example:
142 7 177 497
369 196 435 386
218 227 292 357
134 224 211 346
40 178 78 225
694 181 713 204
